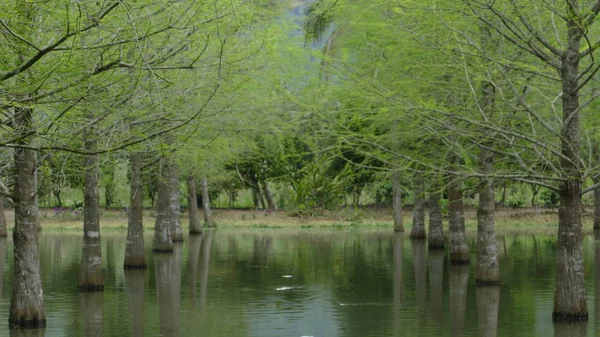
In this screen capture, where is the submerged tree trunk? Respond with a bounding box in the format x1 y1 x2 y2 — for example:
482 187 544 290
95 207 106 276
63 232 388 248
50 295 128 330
170 162 183 242
428 186 444 249
476 148 499 285
448 173 470 264
79 237 104 291
0 197 7 237
410 176 426 239
392 171 404 232
201 176 214 228
188 175 202 235
124 153 146 269
553 9 587 320
476 286 500 337
153 158 173 253
262 181 277 211
10 107 45 328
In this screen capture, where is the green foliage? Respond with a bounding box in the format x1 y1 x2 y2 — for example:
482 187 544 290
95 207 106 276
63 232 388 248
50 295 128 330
540 189 560 208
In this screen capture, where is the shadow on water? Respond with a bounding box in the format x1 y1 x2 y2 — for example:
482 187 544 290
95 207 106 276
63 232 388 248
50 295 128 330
154 243 182 337
79 291 103 337
449 264 469 337
124 269 146 337
476 286 500 337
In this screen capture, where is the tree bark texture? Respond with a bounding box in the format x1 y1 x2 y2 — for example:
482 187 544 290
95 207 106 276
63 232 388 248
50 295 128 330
187 175 202 235
79 291 103 337
594 175 600 229
124 153 146 269
201 176 214 228
262 181 277 211
476 148 499 285
0 197 8 237
449 265 469 337
428 187 444 249
410 176 426 239
124 269 146 337
10 108 45 328
392 172 404 232
553 5 587 320
476 286 500 337
155 244 182 336
83 133 100 239
79 237 104 291
170 162 183 242
448 174 470 264
153 157 173 253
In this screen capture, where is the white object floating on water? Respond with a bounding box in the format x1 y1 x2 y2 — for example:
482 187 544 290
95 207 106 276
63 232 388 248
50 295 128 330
276 286 296 291
282 275 293 278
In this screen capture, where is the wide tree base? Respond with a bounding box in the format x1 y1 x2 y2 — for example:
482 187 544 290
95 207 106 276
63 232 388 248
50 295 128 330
428 240 445 249
552 311 588 321
124 263 147 270
78 284 104 292
410 232 426 240
9 317 46 329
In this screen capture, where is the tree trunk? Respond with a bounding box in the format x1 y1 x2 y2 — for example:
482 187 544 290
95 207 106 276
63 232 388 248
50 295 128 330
0 237 6 297
124 269 146 337
476 148 499 284
392 171 404 232
553 7 587 320
79 237 104 291
428 186 444 248
594 175 600 229
448 174 470 264
0 197 7 237
261 181 277 211
83 135 100 239
449 265 469 337
410 175 426 239
155 244 181 336
188 175 202 235
476 286 500 337
201 176 214 228
251 185 260 209
80 292 103 337
124 152 146 269
10 107 45 328
170 162 183 242
153 157 173 253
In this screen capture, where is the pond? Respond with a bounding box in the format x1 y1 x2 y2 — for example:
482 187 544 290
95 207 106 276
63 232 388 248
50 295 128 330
0 230 597 336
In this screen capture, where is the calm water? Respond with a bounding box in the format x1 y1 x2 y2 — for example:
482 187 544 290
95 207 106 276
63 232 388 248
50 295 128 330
0 230 598 336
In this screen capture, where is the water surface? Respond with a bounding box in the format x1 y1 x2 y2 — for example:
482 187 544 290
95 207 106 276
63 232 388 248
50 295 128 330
0 230 597 336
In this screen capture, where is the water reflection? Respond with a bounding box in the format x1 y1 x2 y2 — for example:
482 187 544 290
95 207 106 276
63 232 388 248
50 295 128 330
199 231 214 307
79 292 103 337
553 322 587 337
0 237 6 297
124 269 146 337
449 265 469 337
595 229 600 334
188 234 202 301
154 244 182 337
476 286 500 337
393 232 403 334
9 328 46 337
410 239 426 317
428 249 444 319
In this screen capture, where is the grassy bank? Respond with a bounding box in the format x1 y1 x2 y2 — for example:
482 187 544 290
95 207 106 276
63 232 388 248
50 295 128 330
2 206 592 235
